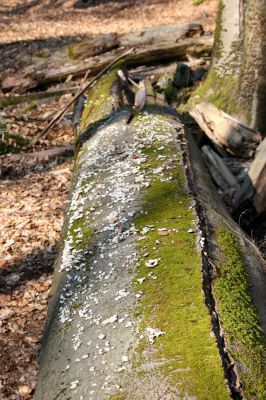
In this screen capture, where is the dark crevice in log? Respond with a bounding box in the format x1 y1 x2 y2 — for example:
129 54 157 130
179 129 243 399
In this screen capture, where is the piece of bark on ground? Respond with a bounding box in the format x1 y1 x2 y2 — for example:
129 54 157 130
190 102 261 158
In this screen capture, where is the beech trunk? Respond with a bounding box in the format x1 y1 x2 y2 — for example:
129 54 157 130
200 0 266 134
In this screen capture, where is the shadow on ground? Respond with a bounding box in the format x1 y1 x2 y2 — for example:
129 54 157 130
0 244 58 295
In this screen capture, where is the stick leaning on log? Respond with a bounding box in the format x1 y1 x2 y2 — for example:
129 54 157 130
28 47 135 147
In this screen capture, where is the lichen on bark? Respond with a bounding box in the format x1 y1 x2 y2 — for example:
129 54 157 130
190 0 266 133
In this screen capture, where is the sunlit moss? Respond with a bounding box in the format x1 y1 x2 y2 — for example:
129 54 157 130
215 228 266 398
128 112 230 399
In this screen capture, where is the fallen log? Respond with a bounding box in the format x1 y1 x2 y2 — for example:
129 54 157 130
67 33 119 59
32 36 212 86
35 67 266 400
1 24 213 92
190 102 261 158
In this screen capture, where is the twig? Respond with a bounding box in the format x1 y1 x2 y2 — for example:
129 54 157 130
29 47 135 147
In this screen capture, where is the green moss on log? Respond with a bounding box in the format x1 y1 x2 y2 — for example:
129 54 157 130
128 112 230 399
67 44 78 60
80 61 123 132
215 228 266 398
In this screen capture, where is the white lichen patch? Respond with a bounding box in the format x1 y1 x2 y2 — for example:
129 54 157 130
146 327 166 344
44 110 180 399
145 258 160 268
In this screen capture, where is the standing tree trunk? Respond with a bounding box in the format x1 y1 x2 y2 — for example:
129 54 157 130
197 0 266 134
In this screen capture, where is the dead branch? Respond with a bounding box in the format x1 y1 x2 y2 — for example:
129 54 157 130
28 47 134 147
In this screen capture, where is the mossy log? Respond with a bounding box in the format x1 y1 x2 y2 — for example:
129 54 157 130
35 67 266 400
1 23 213 92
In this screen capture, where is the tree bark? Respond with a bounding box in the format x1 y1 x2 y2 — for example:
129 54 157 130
198 0 266 134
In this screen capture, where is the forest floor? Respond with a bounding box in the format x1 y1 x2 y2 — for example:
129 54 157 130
0 1 218 399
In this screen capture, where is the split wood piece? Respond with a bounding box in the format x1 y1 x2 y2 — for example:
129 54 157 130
1 24 213 92
233 136 266 219
201 145 239 194
223 158 252 184
72 95 86 137
129 63 178 81
117 69 134 106
28 47 134 147
190 102 261 158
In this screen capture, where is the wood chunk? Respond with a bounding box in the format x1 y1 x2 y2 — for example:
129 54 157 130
190 102 261 158
201 145 239 199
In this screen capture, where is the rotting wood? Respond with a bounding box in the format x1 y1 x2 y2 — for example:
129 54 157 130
1 24 213 92
67 33 120 59
32 36 212 87
201 145 239 194
185 128 266 399
190 102 261 158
